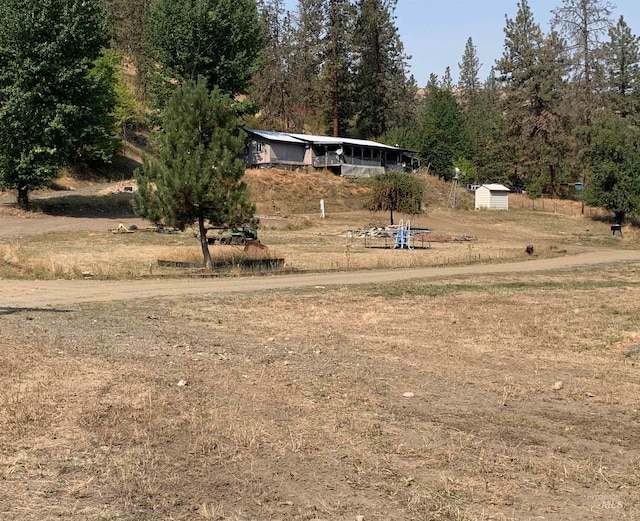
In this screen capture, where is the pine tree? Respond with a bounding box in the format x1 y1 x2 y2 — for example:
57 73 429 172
441 66 453 90
417 85 467 179
252 0 294 130
462 68 508 184
603 15 640 118
458 37 482 106
104 0 154 96
352 0 414 138
288 0 326 132
133 79 254 270
552 0 614 125
324 0 356 136
497 0 571 195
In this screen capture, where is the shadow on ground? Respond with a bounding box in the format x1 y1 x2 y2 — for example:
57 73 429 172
33 192 137 219
0 307 73 316
69 153 141 182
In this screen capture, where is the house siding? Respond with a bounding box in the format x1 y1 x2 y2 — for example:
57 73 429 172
270 142 306 165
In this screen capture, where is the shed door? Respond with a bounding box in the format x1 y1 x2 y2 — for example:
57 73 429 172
490 192 508 210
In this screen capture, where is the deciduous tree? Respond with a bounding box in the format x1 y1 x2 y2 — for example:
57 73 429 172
368 171 424 225
145 0 261 98
0 0 114 209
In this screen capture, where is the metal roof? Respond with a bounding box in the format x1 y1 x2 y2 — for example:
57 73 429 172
246 129 402 151
288 132 400 151
480 184 510 192
245 129 307 144
287 132 342 145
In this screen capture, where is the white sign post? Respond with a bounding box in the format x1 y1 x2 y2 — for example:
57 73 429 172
320 199 325 219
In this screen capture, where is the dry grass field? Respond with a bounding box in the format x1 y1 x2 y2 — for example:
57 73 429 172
0 170 637 279
1 267 640 520
1 169 640 520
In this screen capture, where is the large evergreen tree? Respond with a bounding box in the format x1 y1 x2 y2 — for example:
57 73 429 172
288 0 326 132
603 15 640 118
417 85 467 179
552 0 614 125
0 0 115 209
251 0 294 130
463 69 509 184
496 0 571 195
324 0 356 136
458 37 482 107
104 0 155 93
133 79 254 270
352 0 414 138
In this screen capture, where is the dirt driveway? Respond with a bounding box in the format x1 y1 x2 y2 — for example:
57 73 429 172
2 248 639 308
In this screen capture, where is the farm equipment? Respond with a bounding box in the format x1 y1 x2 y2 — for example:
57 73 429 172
206 226 259 246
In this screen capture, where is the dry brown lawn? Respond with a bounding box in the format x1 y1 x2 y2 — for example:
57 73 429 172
1 178 636 280
1 265 640 520
1 169 640 520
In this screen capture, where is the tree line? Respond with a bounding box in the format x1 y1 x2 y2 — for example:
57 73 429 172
1 0 640 223
253 0 640 223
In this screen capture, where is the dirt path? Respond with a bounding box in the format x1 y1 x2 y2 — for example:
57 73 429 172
2 248 639 308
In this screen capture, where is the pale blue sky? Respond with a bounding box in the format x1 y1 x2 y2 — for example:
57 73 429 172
282 0 640 87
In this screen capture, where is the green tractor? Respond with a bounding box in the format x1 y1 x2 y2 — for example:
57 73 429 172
206 226 259 246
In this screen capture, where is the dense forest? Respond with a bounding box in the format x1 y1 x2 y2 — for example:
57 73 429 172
1 0 639 221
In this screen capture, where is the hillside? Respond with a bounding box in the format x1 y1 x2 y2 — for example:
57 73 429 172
244 168 370 215
244 168 474 215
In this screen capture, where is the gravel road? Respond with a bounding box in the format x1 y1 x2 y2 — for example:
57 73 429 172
2 249 639 308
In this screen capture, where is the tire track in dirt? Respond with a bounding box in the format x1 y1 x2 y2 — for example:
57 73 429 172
2 249 639 308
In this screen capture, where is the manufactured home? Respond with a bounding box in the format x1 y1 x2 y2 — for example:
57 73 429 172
245 129 418 177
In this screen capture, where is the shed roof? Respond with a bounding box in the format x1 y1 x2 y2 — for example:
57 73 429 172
480 184 510 192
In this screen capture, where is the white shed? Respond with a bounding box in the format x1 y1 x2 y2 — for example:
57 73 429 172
475 184 510 210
